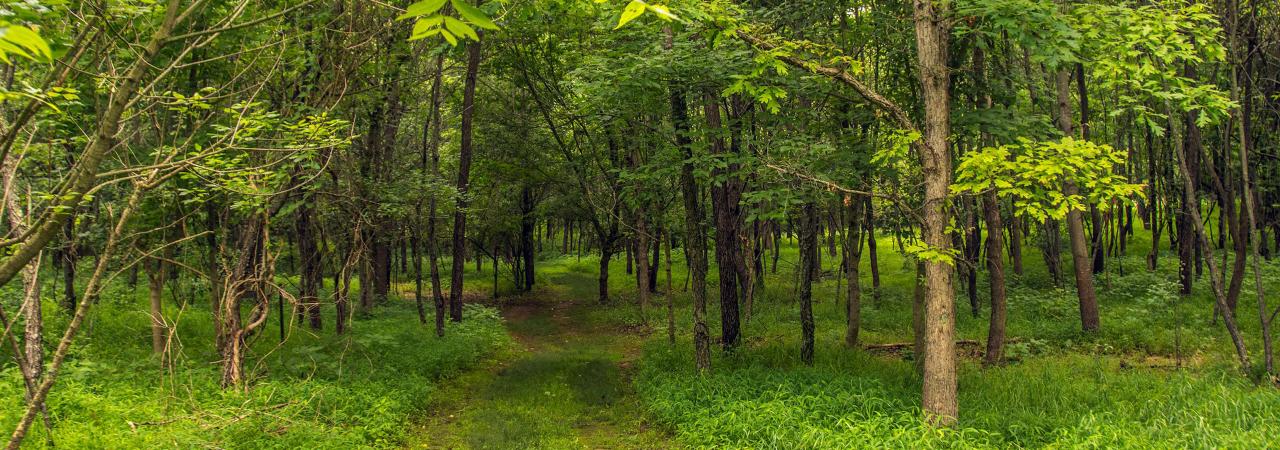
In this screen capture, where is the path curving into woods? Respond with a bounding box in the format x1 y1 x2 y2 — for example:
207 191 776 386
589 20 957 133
405 279 674 449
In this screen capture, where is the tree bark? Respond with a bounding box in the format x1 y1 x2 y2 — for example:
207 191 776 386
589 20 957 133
147 256 167 355
450 36 483 322
296 200 322 330
912 0 958 424
844 196 864 347
983 190 1007 364
520 186 536 292
799 202 817 364
705 91 742 351
1057 64 1100 332
668 29 710 372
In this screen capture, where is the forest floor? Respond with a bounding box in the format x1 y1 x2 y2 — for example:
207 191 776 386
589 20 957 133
404 272 674 449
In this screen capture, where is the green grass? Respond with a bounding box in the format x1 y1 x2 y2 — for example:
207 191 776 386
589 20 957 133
556 225 1280 448
404 281 673 449
3 222 1278 449
0 276 510 449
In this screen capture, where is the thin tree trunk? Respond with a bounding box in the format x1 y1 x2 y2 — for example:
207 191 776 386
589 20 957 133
1057 64 1100 332
148 256 167 355
1166 96 1251 373
450 36 482 322
668 27 710 373
983 190 1007 364
844 196 864 347
705 91 741 351
665 228 675 345
865 195 881 303
799 202 817 365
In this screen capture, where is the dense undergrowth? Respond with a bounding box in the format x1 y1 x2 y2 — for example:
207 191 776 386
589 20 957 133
0 279 509 449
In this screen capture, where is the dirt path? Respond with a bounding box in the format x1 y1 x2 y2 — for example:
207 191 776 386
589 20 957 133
404 290 673 449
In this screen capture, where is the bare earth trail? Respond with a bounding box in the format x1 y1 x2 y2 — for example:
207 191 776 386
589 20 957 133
405 279 675 449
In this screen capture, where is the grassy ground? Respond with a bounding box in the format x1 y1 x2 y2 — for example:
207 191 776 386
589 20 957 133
405 261 673 449
3 221 1279 448
613 227 1280 449
0 276 510 449
379 225 1268 448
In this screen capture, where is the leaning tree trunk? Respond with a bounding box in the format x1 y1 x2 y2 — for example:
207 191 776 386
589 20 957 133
1166 95 1252 373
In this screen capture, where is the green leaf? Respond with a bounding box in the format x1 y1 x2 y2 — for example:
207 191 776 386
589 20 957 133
451 0 499 30
615 0 647 30
440 29 458 46
397 0 447 21
410 15 445 38
0 25 50 62
409 26 443 41
444 16 479 41
647 4 676 21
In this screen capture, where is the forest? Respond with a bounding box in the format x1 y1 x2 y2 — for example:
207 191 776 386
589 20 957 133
0 0 1277 448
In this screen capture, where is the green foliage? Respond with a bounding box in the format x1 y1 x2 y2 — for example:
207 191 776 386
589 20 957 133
176 105 351 212
0 21 51 64
401 0 500 43
954 0 1079 68
953 137 1144 222
604 0 678 30
1073 0 1234 132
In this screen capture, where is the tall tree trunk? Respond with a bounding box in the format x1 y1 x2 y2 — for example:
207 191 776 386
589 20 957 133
636 212 650 323
297 200 323 330
664 228 675 345
2 162 46 404
1167 98 1251 373
60 220 76 316
425 53 447 336
1057 65 1100 332
799 202 817 365
1227 1 1270 373
977 44 1008 364
520 186 536 292
844 196 864 347
148 256 167 355
865 195 881 303
1009 211 1024 276
983 190 1008 364
1041 218 1063 285
598 246 613 303
668 28 710 372
913 0 958 424
705 91 742 351
964 198 981 317
450 36 482 322
1077 62 1105 275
